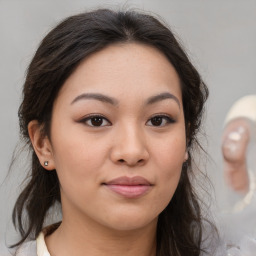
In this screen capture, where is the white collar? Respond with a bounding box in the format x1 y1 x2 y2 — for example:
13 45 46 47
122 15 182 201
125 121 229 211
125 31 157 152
36 232 51 256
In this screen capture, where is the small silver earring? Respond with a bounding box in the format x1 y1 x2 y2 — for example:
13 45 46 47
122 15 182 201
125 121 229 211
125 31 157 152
44 161 49 166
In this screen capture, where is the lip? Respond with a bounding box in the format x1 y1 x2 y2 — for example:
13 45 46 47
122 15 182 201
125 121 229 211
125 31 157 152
103 176 152 198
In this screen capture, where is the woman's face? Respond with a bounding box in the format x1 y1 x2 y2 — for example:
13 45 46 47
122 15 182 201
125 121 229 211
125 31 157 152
48 43 187 231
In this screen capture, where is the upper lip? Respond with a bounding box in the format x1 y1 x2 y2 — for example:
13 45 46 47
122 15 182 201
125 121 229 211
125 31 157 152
104 176 152 186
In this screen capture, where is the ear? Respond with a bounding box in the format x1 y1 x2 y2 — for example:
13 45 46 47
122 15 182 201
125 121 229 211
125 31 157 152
184 151 188 162
28 120 55 170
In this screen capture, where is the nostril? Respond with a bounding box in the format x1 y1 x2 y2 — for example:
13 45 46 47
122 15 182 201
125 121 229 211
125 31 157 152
118 159 125 163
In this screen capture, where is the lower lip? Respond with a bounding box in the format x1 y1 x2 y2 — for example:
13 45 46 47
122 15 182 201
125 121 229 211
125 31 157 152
105 184 151 198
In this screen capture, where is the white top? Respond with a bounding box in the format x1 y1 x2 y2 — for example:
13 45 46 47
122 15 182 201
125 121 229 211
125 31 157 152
36 232 51 256
12 229 256 256
16 232 50 256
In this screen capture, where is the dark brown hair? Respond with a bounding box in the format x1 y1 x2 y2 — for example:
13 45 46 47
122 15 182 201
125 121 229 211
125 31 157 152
12 8 213 255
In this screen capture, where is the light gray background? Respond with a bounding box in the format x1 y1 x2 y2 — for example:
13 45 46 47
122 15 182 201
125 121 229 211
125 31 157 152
0 0 255 251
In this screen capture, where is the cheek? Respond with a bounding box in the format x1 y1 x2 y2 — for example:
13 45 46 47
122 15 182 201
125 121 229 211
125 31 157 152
50 131 110 190
153 131 186 171
51 121 107 165
149 163 182 217
157 147 183 194
51 138 103 204
150 131 185 206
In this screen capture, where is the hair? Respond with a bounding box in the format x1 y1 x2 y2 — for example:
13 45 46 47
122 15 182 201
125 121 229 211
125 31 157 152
12 8 213 256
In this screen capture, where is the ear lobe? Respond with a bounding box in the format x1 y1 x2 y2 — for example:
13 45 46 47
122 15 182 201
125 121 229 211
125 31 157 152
184 151 188 162
28 120 55 170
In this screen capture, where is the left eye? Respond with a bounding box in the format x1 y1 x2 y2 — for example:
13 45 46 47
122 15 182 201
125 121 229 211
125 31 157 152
82 116 111 127
146 115 175 127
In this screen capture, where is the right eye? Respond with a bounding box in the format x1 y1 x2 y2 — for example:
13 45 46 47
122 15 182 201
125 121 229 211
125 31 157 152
80 115 111 127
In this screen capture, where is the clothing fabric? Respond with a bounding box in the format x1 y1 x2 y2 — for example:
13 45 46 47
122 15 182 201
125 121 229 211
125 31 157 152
13 232 256 256
16 232 50 256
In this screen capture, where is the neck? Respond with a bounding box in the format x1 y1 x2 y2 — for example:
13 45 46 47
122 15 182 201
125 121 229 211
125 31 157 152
45 214 157 256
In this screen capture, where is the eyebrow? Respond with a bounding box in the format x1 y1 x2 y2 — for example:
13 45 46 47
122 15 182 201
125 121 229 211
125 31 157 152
71 93 118 105
146 92 180 108
71 92 180 108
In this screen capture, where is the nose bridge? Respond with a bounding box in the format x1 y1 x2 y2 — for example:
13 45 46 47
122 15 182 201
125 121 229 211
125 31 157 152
123 122 144 147
111 121 149 165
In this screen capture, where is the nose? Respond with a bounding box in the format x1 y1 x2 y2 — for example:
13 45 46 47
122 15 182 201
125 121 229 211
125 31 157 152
110 125 149 167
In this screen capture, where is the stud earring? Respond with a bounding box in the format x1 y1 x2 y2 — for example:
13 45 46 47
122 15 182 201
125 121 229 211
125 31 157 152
44 161 49 166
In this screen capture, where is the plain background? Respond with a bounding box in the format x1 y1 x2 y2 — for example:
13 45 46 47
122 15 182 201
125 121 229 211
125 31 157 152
0 0 255 251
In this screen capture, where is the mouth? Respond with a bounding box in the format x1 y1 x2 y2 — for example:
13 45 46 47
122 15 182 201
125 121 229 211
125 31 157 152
103 176 153 198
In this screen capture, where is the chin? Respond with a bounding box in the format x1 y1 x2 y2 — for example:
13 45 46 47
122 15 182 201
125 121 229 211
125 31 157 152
100 209 159 232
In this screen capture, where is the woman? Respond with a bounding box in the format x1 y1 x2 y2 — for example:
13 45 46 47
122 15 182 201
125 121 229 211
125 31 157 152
12 8 214 256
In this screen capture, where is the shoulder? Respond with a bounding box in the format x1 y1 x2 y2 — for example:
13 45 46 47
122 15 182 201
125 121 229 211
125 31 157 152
16 240 37 256
15 231 50 256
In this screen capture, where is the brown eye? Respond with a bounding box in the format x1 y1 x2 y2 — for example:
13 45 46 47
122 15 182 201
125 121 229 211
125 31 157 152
90 117 104 126
81 115 111 127
146 115 175 127
151 116 163 126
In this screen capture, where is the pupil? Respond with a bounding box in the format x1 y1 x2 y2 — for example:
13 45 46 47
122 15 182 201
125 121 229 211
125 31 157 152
91 117 103 126
152 117 162 126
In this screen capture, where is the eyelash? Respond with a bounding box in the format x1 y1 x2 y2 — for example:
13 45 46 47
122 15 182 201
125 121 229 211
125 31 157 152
146 114 175 127
79 114 175 127
79 114 111 127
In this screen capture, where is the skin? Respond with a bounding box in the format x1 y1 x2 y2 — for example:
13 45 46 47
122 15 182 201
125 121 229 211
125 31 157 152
222 117 251 194
29 43 188 256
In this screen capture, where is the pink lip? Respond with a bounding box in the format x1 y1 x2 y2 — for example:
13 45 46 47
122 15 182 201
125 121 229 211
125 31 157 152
103 176 152 198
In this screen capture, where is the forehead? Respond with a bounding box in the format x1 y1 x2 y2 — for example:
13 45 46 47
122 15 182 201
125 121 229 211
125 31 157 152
57 42 182 105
